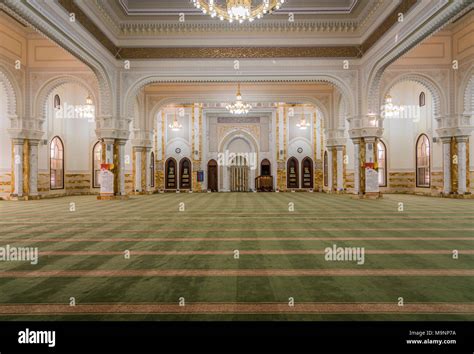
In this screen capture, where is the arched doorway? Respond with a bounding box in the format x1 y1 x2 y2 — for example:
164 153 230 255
179 158 192 190
230 155 249 192
287 157 299 189
165 157 177 190
260 159 271 176
207 159 218 192
301 157 313 189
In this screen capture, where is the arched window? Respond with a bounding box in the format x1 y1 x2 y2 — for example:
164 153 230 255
150 152 155 188
165 158 177 190
53 94 61 110
50 136 64 190
323 151 328 187
179 158 192 190
261 159 271 176
287 157 299 189
301 157 313 189
419 92 425 107
92 141 102 188
377 141 387 187
416 134 430 187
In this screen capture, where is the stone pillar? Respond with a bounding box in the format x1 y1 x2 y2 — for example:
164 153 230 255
457 136 468 195
364 137 380 196
134 146 143 193
117 139 127 196
327 148 333 192
103 139 114 164
28 139 40 197
353 139 360 194
145 147 153 192
441 137 451 195
12 138 24 197
336 145 344 192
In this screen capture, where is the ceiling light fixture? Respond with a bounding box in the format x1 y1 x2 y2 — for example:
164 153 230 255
85 95 93 105
226 83 252 115
169 109 183 131
296 108 309 130
191 0 285 24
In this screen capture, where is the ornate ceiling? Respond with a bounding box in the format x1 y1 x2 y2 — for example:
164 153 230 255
58 0 417 58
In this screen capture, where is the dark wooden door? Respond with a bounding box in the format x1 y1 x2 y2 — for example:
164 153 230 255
208 159 218 192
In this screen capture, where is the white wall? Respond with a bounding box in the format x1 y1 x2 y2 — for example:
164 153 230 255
39 83 97 174
0 84 11 172
382 81 441 173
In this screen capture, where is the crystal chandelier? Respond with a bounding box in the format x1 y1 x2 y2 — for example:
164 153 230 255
296 108 309 130
169 109 183 131
226 83 252 115
191 0 285 23
382 95 404 118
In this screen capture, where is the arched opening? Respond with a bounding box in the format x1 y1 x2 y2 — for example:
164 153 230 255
207 159 218 192
230 155 249 192
92 141 102 188
416 134 430 188
50 136 64 190
165 157 177 190
301 157 313 189
287 157 299 189
260 159 271 176
179 158 192 190
419 91 425 107
53 94 61 110
377 141 387 187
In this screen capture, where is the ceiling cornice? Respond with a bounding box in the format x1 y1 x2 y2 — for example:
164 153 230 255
56 0 417 59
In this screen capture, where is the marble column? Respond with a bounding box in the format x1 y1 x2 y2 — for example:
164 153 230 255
145 147 153 192
336 146 344 192
117 139 127 196
103 138 114 164
441 137 451 195
28 139 40 197
457 136 468 195
353 139 360 194
364 137 379 194
12 138 24 197
327 148 333 192
134 147 143 192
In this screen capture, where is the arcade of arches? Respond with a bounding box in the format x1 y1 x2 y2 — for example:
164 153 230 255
0 3 473 201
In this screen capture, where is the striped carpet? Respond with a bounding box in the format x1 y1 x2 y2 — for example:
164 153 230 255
0 192 473 320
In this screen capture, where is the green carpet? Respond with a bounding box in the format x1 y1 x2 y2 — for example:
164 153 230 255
0 193 473 320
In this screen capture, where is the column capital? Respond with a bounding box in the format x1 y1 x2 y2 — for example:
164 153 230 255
456 136 470 143
436 114 473 138
11 138 25 145
440 137 452 144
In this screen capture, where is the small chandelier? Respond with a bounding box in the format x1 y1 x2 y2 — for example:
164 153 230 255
191 0 285 24
85 94 93 105
296 108 309 130
169 109 183 131
226 83 252 115
382 95 404 118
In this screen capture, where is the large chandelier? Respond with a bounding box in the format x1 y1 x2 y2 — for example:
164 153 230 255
296 108 309 130
226 83 252 115
382 95 405 118
191 0 286 23
169 109 183 131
